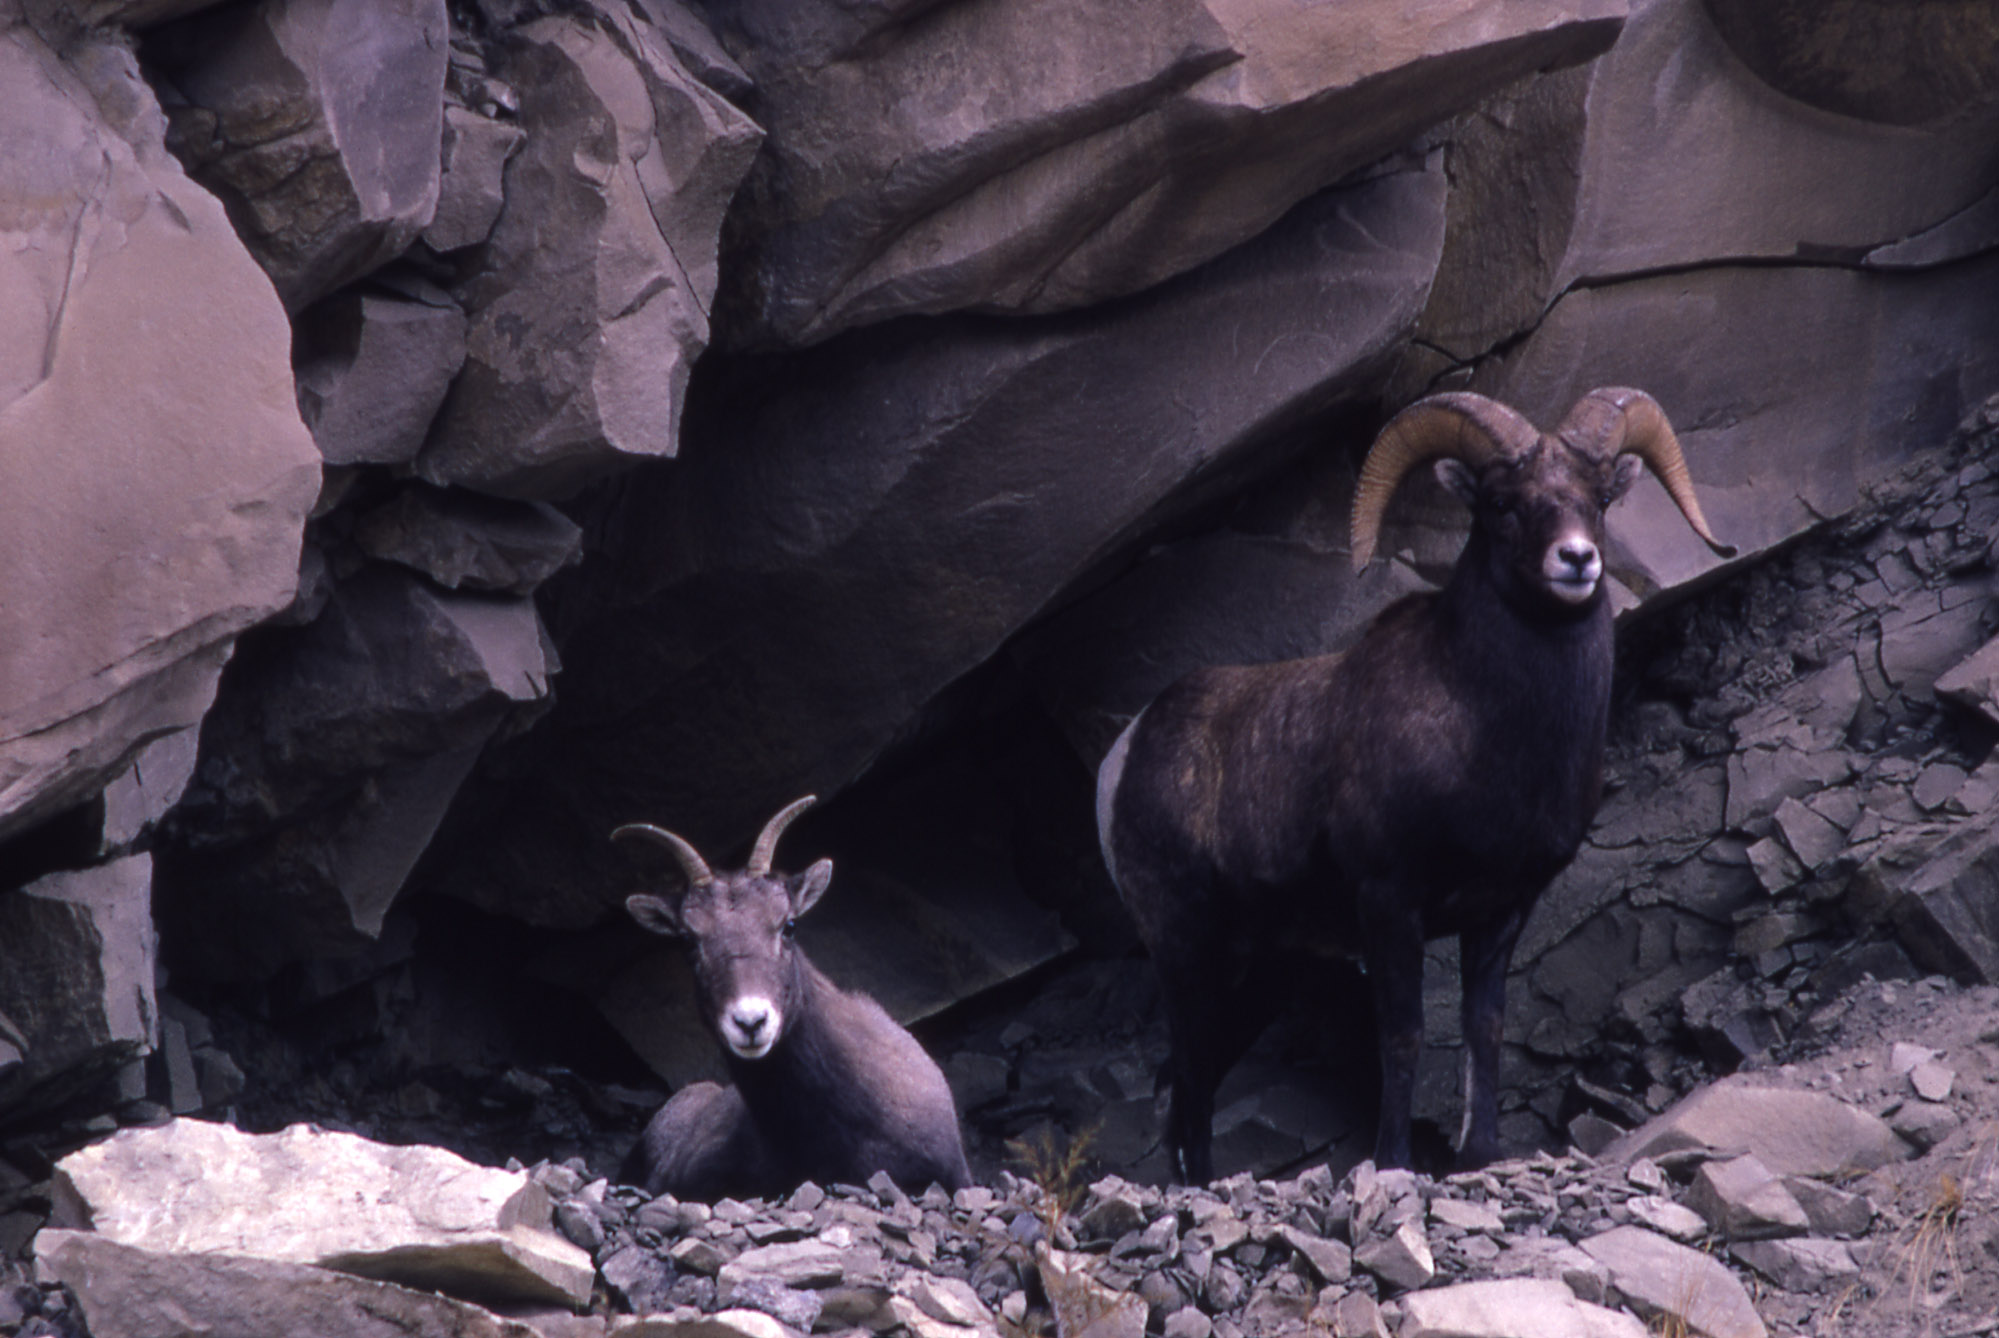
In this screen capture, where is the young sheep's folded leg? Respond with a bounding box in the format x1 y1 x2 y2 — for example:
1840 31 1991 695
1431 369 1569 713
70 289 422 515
1360 891 1425 1170
1456 910 1525 1169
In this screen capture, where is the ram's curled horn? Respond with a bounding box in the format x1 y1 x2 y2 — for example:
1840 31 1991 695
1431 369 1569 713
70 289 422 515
1349 392 1541 571
749 795 818 875
611 823 715 889
1557 387 1737 558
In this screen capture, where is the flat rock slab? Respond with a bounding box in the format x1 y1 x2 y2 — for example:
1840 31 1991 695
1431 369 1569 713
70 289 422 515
1581 1226 1767 1338
50 1120 591 1308
1604 1075 1908 1178
1397 1277 1647 1338
35 1230 545 1338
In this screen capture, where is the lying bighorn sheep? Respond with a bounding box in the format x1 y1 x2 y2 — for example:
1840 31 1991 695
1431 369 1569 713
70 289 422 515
614 797 971 1200
1097 388 1734 1179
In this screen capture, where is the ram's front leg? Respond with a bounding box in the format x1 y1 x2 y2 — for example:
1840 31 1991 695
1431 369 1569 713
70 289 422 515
1360 887 1425 1170
1456 909 1526 1169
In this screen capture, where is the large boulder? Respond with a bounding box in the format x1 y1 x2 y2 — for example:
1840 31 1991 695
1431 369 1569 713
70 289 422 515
418 3 764 498
1580 1227 1766 1338
156 568 557 980
0 22 319 845
0 856 156 1121
149 0 449 311
35 1231 547 1338
708 0 1625 346
431 158 1447 928
49 1120 593 1308
1605 1075 1909 1178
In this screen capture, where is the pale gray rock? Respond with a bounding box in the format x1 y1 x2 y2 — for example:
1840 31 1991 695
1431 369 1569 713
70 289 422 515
1354 1220 1434 1292
353 487 583 594
1910 1060 1955 1102
35 1230 547 1338
424 105 526 253
1398 1278 1647 1338
1684 1155 1810 1242
708 0 1623 345
153 0 449 309
50 1120 594 1307
100 730 201 852
0 30 319 843
1888 1100 1959 1153
609 1311 794 1338
1580 1226 1767 1338
0 856 156 1121
1622 1195 1706 1243
1276 1224 1351 1284
421 4 763 498
294 290 468 467
1488 1235 1610 1307
1324 1291 1389 1338
716 1240 845 1291
898 1274 993 1330
1728 1237 1859 1296
437 158 1445 928
1773 798 1847 874
1607 1077 1908 1179
1038 1245 1146 1338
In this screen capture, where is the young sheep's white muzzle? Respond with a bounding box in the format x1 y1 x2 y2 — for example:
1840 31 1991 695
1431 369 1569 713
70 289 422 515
1543 535 1602 604
723 996 780 1059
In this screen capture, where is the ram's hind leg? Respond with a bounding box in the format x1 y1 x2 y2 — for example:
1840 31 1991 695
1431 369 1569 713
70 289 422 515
626 1081 775 1200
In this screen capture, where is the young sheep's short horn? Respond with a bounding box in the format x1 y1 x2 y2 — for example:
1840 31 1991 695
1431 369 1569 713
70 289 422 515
748 795 817 876
612 823 715 889
1349 392 1539 571
1559 387 1736 558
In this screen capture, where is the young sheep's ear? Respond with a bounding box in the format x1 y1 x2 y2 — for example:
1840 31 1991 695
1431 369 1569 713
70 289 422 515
1434 458 1479 506
790 859 833 918
1607 453 1645 502
626 893 686 938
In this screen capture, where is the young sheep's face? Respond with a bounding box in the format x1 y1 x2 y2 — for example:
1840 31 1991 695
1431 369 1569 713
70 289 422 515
628 861 833 1061
1439 443 1643 614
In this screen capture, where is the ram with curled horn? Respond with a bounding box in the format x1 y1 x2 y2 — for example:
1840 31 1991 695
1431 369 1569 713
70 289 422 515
611 796 971 1200
1096 387 1733 1181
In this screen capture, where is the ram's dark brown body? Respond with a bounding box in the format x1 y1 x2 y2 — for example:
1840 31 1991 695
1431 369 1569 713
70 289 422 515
1097 388 1732 1182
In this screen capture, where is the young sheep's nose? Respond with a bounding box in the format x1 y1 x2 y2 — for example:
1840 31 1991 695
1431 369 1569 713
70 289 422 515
731 1001 772 1038
1557 540 1598 573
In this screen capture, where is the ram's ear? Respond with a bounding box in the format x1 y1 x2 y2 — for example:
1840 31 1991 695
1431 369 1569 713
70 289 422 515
1434 458 1479 506
626 893 686 938
1608 453 1645 502
791 860 833 918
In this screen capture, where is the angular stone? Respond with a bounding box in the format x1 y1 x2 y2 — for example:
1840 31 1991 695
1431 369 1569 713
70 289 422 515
709 0 1620 346
1275 1225 1351 1284
421 5 762 497
1890 807 1999 982
1324 1291 1390 1338
1781 1179 1871 1240
0 856 156 1122
353 487 583 595
1685 1155 1810 1241
49 1120 592 1307
1888 1100 1959 1153
900 1274 992 1330
437 158 1445 927
424 104 525 253
1910 1060 1955 1102
1038 1245 1146 1338
1936 635 1999 727
156 570 556 979
716 1240 845 1291
1728 1237 1859 1295
610 1313 795 1338
1491 1237 1611 1306
152 0 449 309
1580 1226 1767 1338
1079 1180 1150 1242
1429 1198 1504 1234
1354 1220 1434 1292
1605 1076 1910 1179
100 730 202 852
1623 1195 1706 1243
601 1243 674 1314
35 1231 546 1338
0 32 318 842
1773 799 1847 874
294 291 468 467
722 1276 823 1331
1398 1278 1647 1338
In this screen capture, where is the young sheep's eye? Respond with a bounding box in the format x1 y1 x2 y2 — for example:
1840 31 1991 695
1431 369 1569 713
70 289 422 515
781 919 797 940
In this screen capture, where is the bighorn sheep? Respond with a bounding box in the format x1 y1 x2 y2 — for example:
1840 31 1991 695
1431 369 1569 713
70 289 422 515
1096 388 1733 1179
614 797 972 1200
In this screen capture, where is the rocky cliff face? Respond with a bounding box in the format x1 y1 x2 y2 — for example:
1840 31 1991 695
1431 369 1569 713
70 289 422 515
0 0 1997 1284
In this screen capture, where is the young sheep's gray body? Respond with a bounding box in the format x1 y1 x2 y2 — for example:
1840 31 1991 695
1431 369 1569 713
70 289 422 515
1097 388 1733 1181
614 798 971 1200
